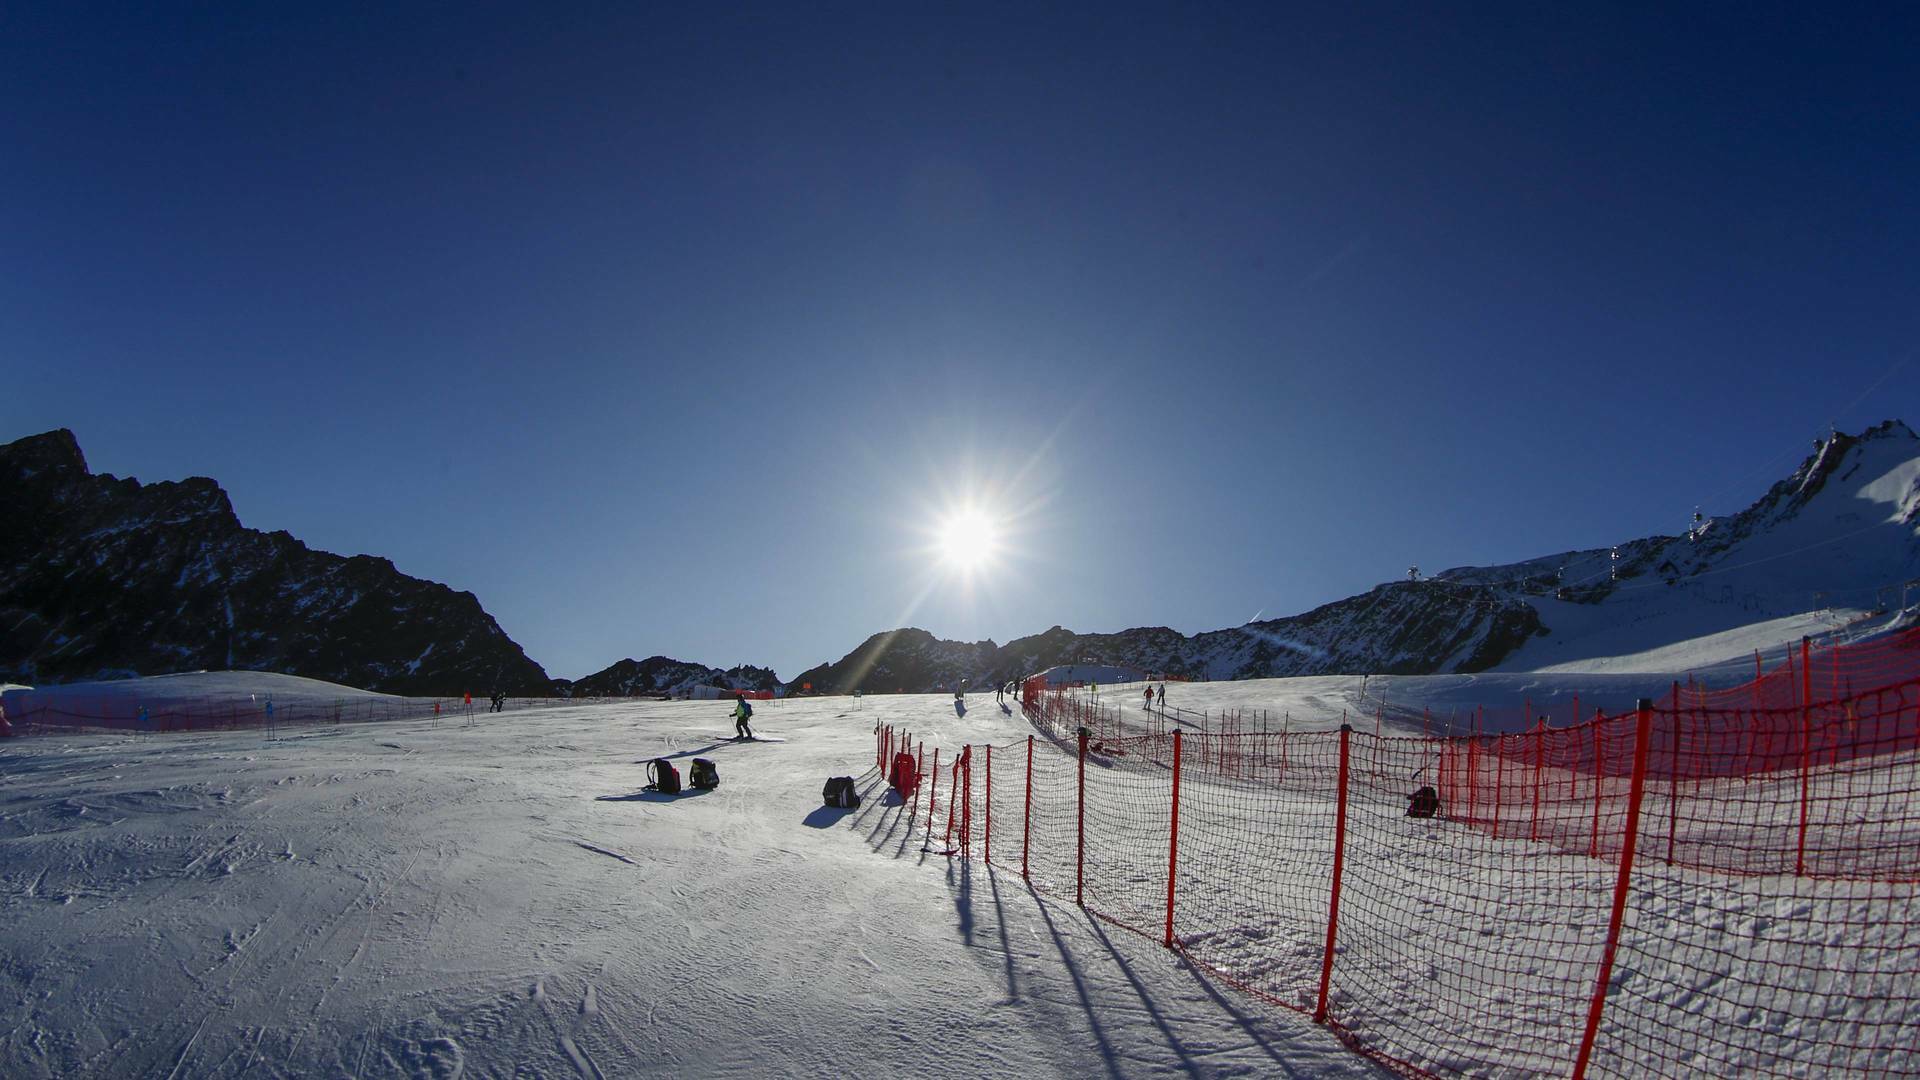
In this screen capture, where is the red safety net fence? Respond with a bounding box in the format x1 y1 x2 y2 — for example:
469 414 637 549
1 694 572 736
881 632 1920 1078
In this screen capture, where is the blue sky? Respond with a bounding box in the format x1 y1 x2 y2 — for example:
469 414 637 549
5 3 1917 681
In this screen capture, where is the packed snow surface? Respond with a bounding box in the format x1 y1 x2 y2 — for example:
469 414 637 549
0 686 1389 1079
4 606 1913 1077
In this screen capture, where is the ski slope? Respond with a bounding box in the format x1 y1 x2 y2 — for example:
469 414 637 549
0 685 1389 1079
4 613 1915 1079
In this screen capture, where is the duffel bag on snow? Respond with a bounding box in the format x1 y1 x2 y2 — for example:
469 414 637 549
823 776 859 808
689 758 719 790
647 758 682 795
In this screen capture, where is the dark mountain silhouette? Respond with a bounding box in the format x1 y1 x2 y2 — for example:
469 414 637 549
0 429 551 695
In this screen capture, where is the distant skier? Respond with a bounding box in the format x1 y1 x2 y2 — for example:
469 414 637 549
1157 683 1167 707
733 693 755 740
1144 686 1154 711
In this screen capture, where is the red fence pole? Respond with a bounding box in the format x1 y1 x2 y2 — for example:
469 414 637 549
1164 730 1184 948
1023 734 1034 881
1314 724 1353 1025
1076 728 1088 907
1467 709 1481 826
1530 721 1545 842
1571 698 1655 1080
1589 714 1604 859
925 747 939 844
961 748 972 858
1493 738 1507 838
1667 682 1681 866
984 743 993 866
1796 636 1813 877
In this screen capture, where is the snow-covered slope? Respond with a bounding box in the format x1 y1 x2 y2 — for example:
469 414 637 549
6 662 1910 1076
1487 420 1920 672
1 670 399 713
0 685 1386 1079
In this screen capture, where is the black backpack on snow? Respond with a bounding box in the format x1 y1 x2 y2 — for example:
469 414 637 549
1407 785 1439 819
648 758 682 795
822 776 859 809
689 758 719 790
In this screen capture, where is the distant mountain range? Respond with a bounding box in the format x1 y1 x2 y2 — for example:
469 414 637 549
554 656 780 699
776 420 1920 692
6 422 1917 697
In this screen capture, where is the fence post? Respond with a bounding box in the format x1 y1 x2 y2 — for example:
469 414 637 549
1667 681 1681 866
1570 698 1655 1080
1023 734 1034 881
1796 636 1813 876
925 747 939 843
1493 737 1506 838
1588 714 1603 859
1164 730 1184 948
985 743 993 865
1531 720 1545 842
1467 709 1480 826
1314 724 1353 1025
961 747 972 858
1077 727 1088 907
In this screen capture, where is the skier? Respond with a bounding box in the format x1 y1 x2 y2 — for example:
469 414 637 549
1158 683 1167 707
1144 685 1154 711
732 693 755 740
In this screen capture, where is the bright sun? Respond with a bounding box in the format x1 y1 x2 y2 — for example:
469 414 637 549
938 509 998 570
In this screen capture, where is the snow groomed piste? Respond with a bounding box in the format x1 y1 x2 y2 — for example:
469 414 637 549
878 628 1919 1077
1 632 1915 1077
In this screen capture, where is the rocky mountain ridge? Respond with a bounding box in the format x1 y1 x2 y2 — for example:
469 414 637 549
0 429 552 695
555 656 780 698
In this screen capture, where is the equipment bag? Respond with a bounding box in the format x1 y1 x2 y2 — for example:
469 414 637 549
1407 785 1439 819
889 752 919 797
689 758 719 790
823 776 859 809
648 758 682 795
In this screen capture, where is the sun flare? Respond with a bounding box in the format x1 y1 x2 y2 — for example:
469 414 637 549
938 509 998 570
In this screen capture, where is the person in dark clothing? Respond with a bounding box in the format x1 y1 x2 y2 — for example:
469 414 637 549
732 693 754 739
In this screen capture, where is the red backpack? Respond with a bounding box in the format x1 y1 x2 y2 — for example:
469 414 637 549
889 752 919 797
